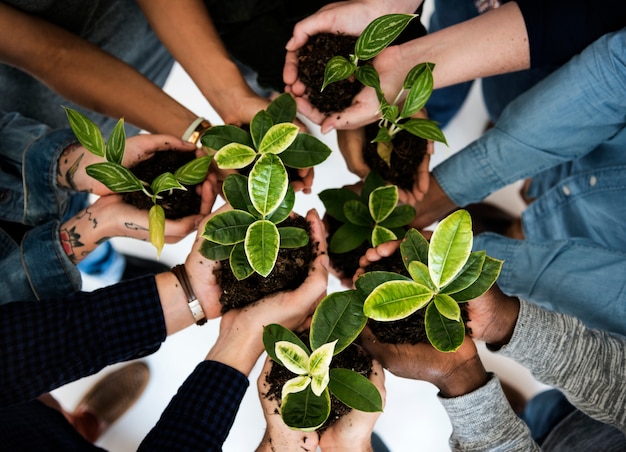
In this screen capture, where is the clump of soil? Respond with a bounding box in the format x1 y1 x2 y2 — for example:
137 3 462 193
363 123 428 191
122 150 201 218
262 330 374 433
325 215 370 283
217 215 318 311
297 33 361 114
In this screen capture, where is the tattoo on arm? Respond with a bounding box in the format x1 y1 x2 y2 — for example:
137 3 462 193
57 144 88 192
59 225 84 264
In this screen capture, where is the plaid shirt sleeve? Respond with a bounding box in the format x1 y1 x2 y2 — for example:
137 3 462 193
0 276 166 406
139 360 249 451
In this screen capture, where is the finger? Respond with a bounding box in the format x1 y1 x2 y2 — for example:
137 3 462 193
198 178 218 215
163 215 203 242
321 91 381 133
294 96 326 125
283 49 300 86
306 208 327 256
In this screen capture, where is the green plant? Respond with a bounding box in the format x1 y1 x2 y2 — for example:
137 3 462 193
64 107 212 256
319 170 416 253
200 93 331 172
322 14 447 166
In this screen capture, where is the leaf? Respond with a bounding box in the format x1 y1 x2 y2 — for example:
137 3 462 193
202 210 255 244
214 142 257 169
407 260 436 291
399 64 434 119
363 279 435 321
355 14 417 60
278 226 309 248
282 375 312 398
361 170 386 203
249 154 288 216
64 107 105 157
245 219 279 277
434 293 461 321
198 239 233 261
428 210 473 288
276 340 310 375
309 341 336 378
450 256 503 302
229 242 255 280
355 271 411 298
319 188 360 223
441 251 486 295
379 204 416 228
86 162 144 193
424 302 465 352
149 204 165 257
328 368 383 412
371 225 397 247
400 228 429 268
222 174 255 213
310 290 367 354
281 386 330 431
266 92 297 124
329 223 371 253
372 126 393 144
106 118 126 164
263 324 309 364
151 172 185 195
279 133 332 168
258 123 299 155
311 370 331 397
376 141 394 167
267 185 295 224
200 124 254 150
343 199 373 227
322 55 356 91
403 62 435 89
174 155 212 185
369 185 398 222
250 110 273 150
398 118 448 145
355 65 380 89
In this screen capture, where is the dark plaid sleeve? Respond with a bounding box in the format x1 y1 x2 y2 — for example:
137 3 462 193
0 276 166 405
139 360 249 451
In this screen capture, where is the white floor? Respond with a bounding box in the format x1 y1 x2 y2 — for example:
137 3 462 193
52 6 548 449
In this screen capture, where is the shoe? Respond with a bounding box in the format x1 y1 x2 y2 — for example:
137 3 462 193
72 362 150 442
121 254 170 281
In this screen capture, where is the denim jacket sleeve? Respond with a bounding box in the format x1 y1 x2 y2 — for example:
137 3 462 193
433 30 626 207
0 110 78 225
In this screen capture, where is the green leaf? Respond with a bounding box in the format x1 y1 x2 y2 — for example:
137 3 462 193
198 239 233 261
251 110 274 150
263 324 309 364
279 133 332 168
245 219 279 277
434 293 461 321
319 188 360 223
249 154 288 216
276 340 310 375
355 271 411 298
267 92 297 124
86 162 144 193
407 260 436 291
425 302 465 352
200 124 254 150
399 64 434 119
442 251 486 295
279 226 309 248
258 123 299 155
281 386 330 431
214 142 258 169
401 230 430 275
371 225 397 247
64 107 105 157
229 242 255 280
450 256 503 302
403 62 435 89
379 105 399 124
329 223 371 253
398 118 448 145
311 370 331 398
267 185 295 224
322 55 356 91
149 204 165 257
174 155 212 185
106 118 126 164
202 210 255 244
355 65 381 89
361 171 387 203
355 14 417 60
309 341 336 379
344 200 373 227
428 210 473 288
363 279 435 321
151 172 185 196
328 368 383 412
283 375 312 397
310 290 367 354
369 185 398 222
379 204 416 228
222 174 255 213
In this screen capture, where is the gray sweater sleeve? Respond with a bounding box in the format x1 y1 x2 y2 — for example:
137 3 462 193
498 300 626 434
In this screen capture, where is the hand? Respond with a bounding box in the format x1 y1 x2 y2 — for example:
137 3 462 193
337 128 370 179
397 175 458 230
465 284 520 348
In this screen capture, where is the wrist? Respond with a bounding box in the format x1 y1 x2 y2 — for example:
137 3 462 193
437 354 489 398
484 296 520 350
206 330 262 376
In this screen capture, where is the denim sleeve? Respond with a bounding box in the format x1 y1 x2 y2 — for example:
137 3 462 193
440 375 539 451
498 300 626 434
0 222 81 304
0 111 78 225
473 233 626 337
433 30 626 207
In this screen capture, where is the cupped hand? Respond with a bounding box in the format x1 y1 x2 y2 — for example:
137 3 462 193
465 284 520 348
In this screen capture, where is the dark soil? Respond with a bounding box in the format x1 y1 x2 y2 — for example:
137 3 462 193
325 215 370 283
217 215 317 312
121 151 201 219
262 330 374 433
363 123 428 191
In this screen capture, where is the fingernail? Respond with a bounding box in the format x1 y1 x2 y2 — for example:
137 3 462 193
285 37 295 49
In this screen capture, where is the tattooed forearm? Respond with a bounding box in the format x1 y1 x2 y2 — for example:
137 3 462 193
59 225 85 264
125 222 149 232
57 144 90 192
74 205 98 229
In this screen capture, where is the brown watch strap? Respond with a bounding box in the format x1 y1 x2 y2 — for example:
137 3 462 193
171 264 207 325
